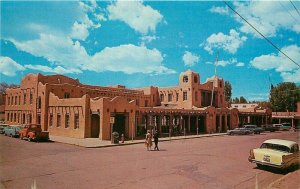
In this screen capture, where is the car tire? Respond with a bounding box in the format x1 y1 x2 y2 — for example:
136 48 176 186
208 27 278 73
256 163 262 169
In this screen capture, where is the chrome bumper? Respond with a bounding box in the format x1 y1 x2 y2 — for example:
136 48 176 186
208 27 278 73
248 158 285 169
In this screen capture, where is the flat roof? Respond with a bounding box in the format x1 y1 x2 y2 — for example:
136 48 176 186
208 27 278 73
263 139 297 148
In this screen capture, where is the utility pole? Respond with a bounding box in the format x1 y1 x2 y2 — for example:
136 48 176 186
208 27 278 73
210 52 219 107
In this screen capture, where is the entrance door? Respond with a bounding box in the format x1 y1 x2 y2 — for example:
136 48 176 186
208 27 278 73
114 114 126 137
91 114 100 138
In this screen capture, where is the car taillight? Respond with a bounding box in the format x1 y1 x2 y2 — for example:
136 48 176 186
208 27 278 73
249 149 255 159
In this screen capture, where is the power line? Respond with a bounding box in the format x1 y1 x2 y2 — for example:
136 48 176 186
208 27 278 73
279 1 300 24
290 0 300 17
223 1 300 68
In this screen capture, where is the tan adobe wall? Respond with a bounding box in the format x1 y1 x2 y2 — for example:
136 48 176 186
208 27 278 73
90 96 137 140
47 93 88 138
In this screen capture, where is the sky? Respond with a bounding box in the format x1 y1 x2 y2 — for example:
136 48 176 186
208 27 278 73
1 1 300 102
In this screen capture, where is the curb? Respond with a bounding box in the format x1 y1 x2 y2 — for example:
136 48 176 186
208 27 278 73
85 133 227 148
267 172 292 189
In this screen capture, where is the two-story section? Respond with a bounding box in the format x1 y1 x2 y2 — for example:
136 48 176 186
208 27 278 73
137 70 226 109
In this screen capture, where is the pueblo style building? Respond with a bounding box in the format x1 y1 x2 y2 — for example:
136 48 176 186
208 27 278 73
4 70 270 140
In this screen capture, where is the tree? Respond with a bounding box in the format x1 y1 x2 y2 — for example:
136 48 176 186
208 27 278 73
224 81 232 102
239 96 247 103
232 97 239 103
270 82 300 112
0 82 19 94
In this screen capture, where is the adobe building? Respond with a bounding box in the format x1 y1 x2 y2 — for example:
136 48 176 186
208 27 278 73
231 103 272 127
5 70 266 140
272 102 300 127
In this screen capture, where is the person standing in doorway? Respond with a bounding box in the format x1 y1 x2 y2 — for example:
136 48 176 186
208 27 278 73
153 130 159 151
145 130 152 151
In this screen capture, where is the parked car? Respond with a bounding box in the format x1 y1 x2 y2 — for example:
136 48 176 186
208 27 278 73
272 124 282 130
0 124 9 134
227 128 254 135
243 125 264 134
280 123 291 131
19 124 49 142
248 139 300 171
4 125 24 137
262 124 279 132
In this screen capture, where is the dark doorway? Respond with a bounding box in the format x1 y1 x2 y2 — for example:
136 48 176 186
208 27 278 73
227 115 231 130
222 115 226 132
190 116 197 133
198 116 206 133
113 114 127 137
216 116 220 132
91 114 100 138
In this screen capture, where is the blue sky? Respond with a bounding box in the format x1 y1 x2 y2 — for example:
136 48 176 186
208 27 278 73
1 1 300 101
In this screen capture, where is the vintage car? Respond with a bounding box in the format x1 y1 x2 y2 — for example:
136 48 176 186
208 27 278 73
262 124 279 132
227 128 253 135
0 124 9 134
248 139 300 171
4 125 24 137
243 125 264 134
280 123 291 131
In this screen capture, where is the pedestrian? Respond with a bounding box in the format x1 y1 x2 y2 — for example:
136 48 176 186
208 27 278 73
145 130 152 151
153 130 159 151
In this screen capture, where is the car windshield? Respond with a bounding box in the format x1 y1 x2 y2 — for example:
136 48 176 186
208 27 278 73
260 143 291 153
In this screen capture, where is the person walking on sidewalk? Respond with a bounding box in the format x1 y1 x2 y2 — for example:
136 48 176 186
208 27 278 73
145 130 152 151
153 130 159 151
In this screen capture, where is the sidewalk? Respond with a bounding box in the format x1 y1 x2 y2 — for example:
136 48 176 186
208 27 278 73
267 169 300 189
49 133 227 148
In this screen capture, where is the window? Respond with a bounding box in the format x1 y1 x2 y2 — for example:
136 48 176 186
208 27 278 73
49 114 53 127
65 114 70 128
19 95 20 105
30 93 33 104
194 76 198 83
74 114 79 129
14 113 16 122
195 91 198 101
64 92 70 99
57 114 61 127
168 94 172 102
11 96 14 105
15 96 17 105
176 93 179 101
183 91 187 101
37 96 41 109
7 113 9 121
243 105 246 108
183 75 188 83
160 94 164 101
219 81 222 88
8 97 10 105
23 92 26 104
145 100 148 107
10 113 13 122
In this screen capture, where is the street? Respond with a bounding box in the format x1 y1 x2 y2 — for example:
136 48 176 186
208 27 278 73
0 131 299 189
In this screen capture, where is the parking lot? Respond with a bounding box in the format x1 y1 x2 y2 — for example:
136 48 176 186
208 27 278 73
0 131 299 189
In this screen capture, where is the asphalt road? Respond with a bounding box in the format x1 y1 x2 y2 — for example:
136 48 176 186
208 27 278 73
0 131 299 189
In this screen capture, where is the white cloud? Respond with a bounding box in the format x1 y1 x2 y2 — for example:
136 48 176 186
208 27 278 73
212 2 300 37
209 6 229 15
236 62 245 67
10 34 175 75
0 56 25 76
107 1 163 34
182 51 199 67
91 44 175 74
70 21 89 40
70 2 102 41
202 29 247 54
140 35 158 44
206 58 244 67
250 45 300 83
24 64 82 74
